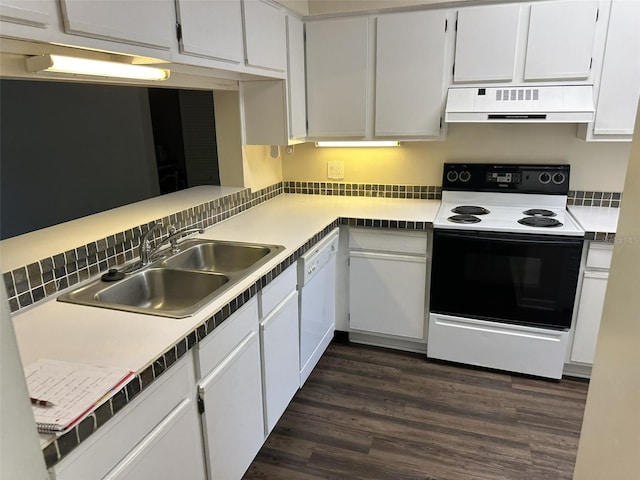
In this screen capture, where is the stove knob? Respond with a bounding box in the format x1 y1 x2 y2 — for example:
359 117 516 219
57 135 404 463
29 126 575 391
459 170 471 182
552 172 566 185
539 172 551 184
446 170 459 183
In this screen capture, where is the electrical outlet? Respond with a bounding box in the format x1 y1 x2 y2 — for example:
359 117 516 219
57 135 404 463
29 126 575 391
328 161 344 180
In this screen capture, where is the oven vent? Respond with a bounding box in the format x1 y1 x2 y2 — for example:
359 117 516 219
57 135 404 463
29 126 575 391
496 88 540 101
445 85 595 123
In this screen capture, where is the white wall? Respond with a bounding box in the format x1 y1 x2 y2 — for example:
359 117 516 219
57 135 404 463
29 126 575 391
243 146 284 191
214 90 284 191
572 105 640 479
283 123 630 191
0 282 49 480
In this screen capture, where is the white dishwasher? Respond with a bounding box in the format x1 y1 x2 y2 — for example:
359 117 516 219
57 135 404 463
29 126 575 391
298 229 339 387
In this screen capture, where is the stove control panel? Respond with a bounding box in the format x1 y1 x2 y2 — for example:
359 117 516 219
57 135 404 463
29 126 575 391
487 171 521 184
442 163 570 194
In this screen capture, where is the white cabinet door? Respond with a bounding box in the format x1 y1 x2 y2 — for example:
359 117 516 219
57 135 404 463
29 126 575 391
59 0 174 49
592 0 640 137
524 0 599 80
175 0 244 63
375 10 448 137
453 4 521 82
243 0 287 71
240 14 306 145
103 399 206 480
199 331 264 480
287 14 307 141
260 290 299 434
349 251 426 339
306 16 369 137
571 271 609 364
0 0 51 27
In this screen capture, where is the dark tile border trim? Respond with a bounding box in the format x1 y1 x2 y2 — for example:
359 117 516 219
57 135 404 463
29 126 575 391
568 190 622 208
284 181 442 200
4 183 283 314
584 231 616 243
40 218 432 468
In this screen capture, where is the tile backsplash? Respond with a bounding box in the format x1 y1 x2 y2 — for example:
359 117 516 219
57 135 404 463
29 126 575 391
3 183 282 314
567 190 623 208
284 181 442 200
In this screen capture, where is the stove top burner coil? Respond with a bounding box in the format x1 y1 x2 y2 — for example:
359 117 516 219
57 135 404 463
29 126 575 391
452 205 490 215
448 214 482 224
517 217 563 228
522 208 556 217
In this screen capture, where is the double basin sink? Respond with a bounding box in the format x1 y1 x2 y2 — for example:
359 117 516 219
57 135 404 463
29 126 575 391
58 239 285 318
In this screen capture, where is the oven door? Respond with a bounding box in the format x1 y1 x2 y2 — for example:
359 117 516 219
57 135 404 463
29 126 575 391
430 229 583 329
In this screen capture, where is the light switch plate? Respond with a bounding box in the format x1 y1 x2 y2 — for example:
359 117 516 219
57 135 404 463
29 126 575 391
328 161 344 180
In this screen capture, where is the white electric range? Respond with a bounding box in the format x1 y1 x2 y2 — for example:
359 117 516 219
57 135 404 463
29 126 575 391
428 164 585 379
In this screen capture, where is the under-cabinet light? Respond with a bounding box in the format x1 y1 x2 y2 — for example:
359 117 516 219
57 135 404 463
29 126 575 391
315 141 400 148
25 54 170 81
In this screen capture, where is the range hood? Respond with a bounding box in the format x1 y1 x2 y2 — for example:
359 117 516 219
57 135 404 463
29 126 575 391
445 85 595 123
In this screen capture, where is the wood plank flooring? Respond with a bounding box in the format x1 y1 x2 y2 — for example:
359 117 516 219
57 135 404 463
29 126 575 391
244 341 589 480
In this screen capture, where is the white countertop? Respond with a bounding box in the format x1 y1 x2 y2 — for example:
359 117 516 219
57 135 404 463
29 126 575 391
569 206 620 234
13 194 439 376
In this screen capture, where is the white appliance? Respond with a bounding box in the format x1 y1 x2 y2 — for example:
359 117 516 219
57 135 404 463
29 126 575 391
428 164 585 379
297 229 339 386
445 85 595 123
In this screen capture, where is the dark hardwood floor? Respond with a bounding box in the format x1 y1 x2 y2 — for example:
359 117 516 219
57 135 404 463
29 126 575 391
244 341 589 480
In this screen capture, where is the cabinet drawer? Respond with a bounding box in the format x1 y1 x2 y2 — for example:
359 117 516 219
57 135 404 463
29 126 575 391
349 228 427 255
586 243 613 270
259 265 297 317
51 354 193 480
103 399 205 480
196 298 259 379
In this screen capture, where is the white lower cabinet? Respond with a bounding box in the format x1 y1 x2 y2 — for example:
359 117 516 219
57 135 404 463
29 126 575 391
196 298 264 480
348 229 428 344
259 265 300 435
50 352 206 480
571 242 613 365
103 399 205 480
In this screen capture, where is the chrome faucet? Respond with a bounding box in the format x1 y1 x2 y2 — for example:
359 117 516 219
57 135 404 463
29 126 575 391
139 223 205 266
163 225 206 253
139 223 163 266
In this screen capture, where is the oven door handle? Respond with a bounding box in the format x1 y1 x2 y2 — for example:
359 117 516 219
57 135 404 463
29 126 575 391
435 231 583 246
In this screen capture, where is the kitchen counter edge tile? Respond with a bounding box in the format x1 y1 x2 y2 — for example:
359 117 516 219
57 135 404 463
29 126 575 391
569 205 620 242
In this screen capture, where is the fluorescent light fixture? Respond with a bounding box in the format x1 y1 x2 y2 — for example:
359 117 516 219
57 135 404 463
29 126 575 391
315 141 400 148
25 54 170 81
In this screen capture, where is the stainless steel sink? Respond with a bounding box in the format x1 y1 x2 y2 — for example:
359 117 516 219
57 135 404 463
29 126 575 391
161 239 275 272
58 238 285 318
97 269 228 310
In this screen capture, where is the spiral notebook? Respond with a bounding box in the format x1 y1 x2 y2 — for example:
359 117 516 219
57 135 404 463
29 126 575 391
25 359 135 434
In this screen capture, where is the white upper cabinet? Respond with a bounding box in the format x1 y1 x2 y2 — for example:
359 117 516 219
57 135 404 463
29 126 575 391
587 0 640 140
453 4 521 83
240 13 306 145
0 0 51 28
375 10 449 137
175 0 244 63
306 16 370 137
453 0 603 85
59 0 174 50
243 0 287 72
287 14 307 141
524 0 599 80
